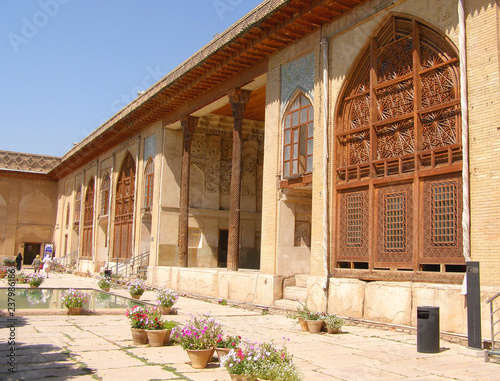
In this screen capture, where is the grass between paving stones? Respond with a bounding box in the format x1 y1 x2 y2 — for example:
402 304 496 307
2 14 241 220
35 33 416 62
63 345 101 380
62 332 75 342
122 349 192 381
67 319 190 380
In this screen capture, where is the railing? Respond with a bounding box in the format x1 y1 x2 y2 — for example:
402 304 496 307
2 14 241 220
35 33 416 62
114 251 150 280
485 291 500 362
53 251 78 268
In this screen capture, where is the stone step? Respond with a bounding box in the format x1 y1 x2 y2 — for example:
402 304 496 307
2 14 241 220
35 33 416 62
274 299 301 311
295 274 309 288
284 286 307 302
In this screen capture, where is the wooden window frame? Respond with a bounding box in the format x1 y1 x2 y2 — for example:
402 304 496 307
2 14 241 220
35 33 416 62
143 157 154 210
282 93 314 184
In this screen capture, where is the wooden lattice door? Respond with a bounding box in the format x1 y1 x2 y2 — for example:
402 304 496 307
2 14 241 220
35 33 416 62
113 153 136 260
82 178 94 259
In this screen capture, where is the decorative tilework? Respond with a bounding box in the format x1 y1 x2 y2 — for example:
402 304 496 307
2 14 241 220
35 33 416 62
281 53 314 112
143 134 156 165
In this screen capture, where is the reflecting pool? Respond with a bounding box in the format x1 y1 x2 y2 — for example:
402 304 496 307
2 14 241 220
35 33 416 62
0 288 149 310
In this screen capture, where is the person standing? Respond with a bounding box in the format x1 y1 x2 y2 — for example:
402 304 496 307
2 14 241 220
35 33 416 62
32 255 41 273
42 253 52 278
15 253 23 271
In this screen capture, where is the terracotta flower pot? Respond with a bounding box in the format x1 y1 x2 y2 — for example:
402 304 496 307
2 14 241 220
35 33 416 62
130 328 149 345
101 288 110 292
298 317 309 332
186 348 213 369
163 328 172 345
145 329 167 347
130 294 142 300
215 347 231 361
30 284 39 288
159 306 171 315
306 319 324 333
67 307 82 315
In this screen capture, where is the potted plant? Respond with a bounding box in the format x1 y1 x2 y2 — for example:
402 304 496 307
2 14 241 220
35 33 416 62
154 287 178 314
27 272 45 288
2 257 16 268
97 275 112 292
304 311 325 333
15 271 28 284
127 279 146 299
126 305 149 344
172 313 223 369
143 306 168 347
324 313 344 334
162 320 178 346
0 266 8 278
215 335 241 362
221 339 303 381
61 288 89 315
287 302 310 332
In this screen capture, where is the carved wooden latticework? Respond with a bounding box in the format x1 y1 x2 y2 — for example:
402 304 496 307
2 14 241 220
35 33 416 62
335 17 463 272
82 178 94 259
422 175 463 262
376 183 413 266
113 153 135 260
338 188 369 261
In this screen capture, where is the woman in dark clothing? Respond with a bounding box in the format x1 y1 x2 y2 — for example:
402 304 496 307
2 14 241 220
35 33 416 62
16 253 23 271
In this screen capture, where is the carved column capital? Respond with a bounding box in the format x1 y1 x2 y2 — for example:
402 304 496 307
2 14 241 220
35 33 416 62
228 88 251 121
180 115 198 146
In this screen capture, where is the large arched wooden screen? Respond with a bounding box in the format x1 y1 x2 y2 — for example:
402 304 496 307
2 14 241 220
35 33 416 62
113 153 136 260
335 17 464 272
82 178 94 258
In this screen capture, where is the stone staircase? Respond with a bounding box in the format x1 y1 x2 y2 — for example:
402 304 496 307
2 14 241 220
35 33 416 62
274 274 308 311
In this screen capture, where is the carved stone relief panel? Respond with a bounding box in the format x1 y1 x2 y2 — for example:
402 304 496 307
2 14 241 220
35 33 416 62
191 134 205 159
241 138 258 197
205 135 221 195
220 162 232 196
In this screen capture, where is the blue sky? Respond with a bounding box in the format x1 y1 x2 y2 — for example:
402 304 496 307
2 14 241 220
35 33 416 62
0 0 263 157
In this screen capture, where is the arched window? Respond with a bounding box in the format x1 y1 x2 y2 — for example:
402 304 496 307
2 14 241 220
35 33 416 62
100 171 110 216
113 152 136 260
143 157 154 209
82 178 95 258
283 93 314 178
334 16 463 274
74 185 81 225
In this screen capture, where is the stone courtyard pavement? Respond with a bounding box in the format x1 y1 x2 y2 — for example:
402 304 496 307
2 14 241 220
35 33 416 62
1 272 498 380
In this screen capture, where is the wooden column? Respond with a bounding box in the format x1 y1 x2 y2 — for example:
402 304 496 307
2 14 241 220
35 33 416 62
227 88 251 271
178 115 198 267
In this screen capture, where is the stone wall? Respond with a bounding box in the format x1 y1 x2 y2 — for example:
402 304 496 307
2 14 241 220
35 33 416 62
147 266 283 306
305 276 497 339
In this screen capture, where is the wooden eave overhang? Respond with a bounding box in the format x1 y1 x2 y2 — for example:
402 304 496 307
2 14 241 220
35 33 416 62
48 0 367 180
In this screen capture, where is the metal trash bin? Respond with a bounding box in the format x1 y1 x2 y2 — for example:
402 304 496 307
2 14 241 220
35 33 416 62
417 306 440 353
104 269 112 277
